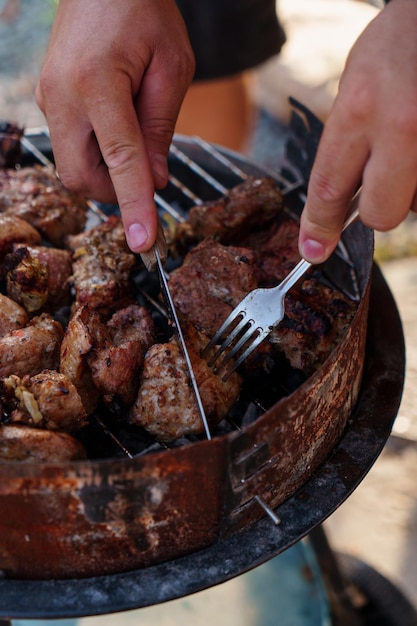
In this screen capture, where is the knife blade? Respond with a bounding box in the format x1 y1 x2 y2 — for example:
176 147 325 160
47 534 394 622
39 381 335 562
142 232 212 441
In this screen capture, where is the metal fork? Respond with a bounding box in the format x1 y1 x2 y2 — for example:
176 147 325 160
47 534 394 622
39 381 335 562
202 190 362 381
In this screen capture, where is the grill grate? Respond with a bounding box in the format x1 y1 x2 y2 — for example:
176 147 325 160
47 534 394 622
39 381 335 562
19 128 360 465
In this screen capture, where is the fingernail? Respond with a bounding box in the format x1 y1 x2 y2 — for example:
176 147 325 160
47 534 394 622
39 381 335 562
127 222 148 251
300 238 326 263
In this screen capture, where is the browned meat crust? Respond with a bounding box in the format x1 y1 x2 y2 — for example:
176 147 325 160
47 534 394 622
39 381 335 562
270 278 357 374
0 214 41 262
173 177 284 252
0 166 88 246
87 304 156 406
0 120 23 168
0 313 64 379
169 238 259 338
5 245 73 312
67 216 136 312
255 218 301 285
60 306 98 415
5 246 49 314
1 371 88 433
130 324 242 442
0 424 86 462
60 304 155 412
0 294 28 337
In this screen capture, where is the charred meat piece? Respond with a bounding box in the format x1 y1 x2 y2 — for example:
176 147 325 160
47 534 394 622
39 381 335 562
1 371 88 433
255 218 301 286
169 238 275 375
130 324 242 442
5 246 48 314
0 294 28 337
270 278 357 374
67 216 136 312
87 304 156 406
0 214 41 263
0 120 23 168
60 306 99 415
175 176 284 250
0 313 63 379
60 304 155 412
6 244 73 312
169 238 259 338
0 424 86 462
0 165 88 246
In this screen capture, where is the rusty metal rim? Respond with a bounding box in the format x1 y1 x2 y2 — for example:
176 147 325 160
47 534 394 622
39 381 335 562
0 263 405 620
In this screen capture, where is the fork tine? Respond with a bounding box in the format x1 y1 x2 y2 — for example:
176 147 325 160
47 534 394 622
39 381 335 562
217 327 270 381
201 309 245 358
211 321 257 372
206 315 251 367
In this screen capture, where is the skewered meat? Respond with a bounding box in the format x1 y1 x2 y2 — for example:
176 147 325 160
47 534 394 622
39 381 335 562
0 214 41 262
67 216 136 312
5 245 73 312
1 371 88 433
169 238 259 337
88 304 155 406
0 313 63 379
172 176 284 253
0 424 86 462
0 165 88 246
0 294 28 337
130 324 242 442
0 120 23 168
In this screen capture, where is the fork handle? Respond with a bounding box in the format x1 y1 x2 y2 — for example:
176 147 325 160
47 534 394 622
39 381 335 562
279 201 361 293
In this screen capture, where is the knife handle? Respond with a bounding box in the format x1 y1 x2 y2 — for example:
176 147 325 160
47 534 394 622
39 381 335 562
140 221 168 271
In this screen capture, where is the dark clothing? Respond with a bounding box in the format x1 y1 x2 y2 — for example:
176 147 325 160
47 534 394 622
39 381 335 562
176 0 286 81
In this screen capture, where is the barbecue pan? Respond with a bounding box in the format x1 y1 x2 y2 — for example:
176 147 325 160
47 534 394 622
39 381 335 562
0 103 402 585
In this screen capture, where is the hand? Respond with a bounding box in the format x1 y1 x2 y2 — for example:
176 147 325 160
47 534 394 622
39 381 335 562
35 0 195 253
299 0 417 263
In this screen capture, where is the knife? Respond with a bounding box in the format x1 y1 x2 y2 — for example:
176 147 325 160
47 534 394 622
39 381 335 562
141 224 212 441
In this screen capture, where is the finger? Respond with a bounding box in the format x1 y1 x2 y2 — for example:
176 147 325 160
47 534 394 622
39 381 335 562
91 87 159 254
135 51 194 189
358 133 417 232
299 122 368 263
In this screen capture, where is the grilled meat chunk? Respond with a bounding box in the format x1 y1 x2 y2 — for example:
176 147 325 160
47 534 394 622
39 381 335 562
0 313 64 379
67 216 136 312
255 218 301 286
270 278 357 374
0 120 23 168
5 246 48 314
0 424 86 462
1 371 88 433
130 324 242 442
0 214 41 262
0 294 28 337
87 304 156 406
60 306 99 415
60 304 155 411
6 245 73 312
172 176 284 252
0 166 88 246
169 238 259 338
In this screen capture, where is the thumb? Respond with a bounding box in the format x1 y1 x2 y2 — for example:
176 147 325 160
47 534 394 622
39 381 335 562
298 206 343 264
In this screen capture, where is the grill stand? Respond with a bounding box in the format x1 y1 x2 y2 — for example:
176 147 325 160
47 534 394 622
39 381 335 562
0 263 406 622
